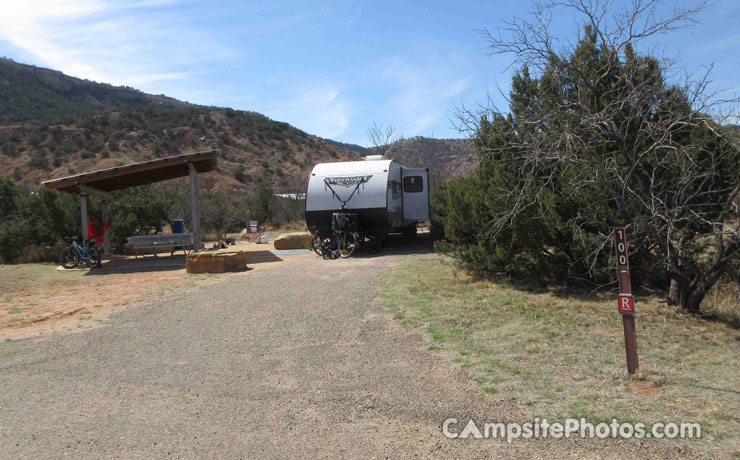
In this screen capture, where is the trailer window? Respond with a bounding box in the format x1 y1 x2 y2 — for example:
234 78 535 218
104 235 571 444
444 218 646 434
403 176 424 193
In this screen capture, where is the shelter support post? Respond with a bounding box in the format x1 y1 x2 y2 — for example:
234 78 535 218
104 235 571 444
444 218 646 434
189 163 201 252
80 194 88 241
102 202 110 256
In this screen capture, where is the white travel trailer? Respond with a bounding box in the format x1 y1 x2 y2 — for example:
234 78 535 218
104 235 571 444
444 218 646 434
305 156 429 237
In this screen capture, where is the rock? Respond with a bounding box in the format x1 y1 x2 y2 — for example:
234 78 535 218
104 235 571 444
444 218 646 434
273 232 312 250
186 251 247 274
273 232 313 250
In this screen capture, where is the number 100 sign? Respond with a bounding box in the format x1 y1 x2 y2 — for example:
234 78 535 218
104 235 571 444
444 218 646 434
614 227 634 315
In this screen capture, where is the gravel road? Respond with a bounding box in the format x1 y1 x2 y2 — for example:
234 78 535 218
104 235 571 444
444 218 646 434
0 249 700 459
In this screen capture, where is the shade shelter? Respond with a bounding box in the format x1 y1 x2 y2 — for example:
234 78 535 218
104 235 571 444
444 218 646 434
42 150 218 255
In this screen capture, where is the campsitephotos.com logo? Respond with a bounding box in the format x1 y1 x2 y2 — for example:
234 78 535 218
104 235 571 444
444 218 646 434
442 418 702 444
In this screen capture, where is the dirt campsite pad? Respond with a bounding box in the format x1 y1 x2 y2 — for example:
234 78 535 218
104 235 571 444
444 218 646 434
0 238 311 341
2 243 708 459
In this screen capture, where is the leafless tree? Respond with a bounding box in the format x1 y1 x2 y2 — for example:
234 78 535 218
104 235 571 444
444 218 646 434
455 0 740 312
366 122 403 158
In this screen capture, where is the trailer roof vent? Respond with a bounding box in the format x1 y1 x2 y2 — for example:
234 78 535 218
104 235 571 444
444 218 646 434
363 155 385 161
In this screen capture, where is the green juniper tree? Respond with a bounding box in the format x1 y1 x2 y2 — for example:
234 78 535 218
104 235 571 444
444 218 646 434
436 0 740 312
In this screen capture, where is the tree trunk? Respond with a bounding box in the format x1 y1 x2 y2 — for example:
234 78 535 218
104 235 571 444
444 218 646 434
683 285 705 313
666 253 684 307
680 262 727 313
667 279 680 306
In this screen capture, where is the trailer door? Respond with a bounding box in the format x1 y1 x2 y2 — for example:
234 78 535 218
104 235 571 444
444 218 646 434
401 168 429 221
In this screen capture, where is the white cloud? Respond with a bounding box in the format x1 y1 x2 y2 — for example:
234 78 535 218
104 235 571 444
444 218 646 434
261 86 350 139
0 0 233 92
381 56 470 136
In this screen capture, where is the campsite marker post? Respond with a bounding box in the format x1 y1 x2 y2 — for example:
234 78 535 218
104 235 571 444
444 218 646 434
614 227 639 375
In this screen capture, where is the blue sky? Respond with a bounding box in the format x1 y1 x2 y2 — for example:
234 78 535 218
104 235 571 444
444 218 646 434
0 0 738 145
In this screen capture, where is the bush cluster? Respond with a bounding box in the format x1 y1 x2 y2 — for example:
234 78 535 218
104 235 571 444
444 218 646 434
0 178 304 263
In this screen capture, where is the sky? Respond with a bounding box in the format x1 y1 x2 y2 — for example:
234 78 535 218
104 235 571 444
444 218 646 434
0 0 738 145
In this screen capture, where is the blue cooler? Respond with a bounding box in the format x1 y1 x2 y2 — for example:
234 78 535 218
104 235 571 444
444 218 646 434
172 219 185 233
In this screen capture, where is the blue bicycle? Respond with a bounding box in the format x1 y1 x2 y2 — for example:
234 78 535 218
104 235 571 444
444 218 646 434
59 237 101 269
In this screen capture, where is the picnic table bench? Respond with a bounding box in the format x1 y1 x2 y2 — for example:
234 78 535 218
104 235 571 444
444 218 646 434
126 233 194 257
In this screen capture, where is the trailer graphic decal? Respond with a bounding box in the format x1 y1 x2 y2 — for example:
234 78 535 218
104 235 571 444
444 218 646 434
324 175 373 187
323 175 372 209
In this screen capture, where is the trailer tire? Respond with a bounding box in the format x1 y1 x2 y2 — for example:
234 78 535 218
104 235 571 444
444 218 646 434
403 225 417 241
369 236 381 254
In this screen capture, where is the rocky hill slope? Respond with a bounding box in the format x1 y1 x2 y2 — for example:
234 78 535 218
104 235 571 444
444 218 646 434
0 106 356 191
0 59 475 191
329 136 476 180
383 136 475 179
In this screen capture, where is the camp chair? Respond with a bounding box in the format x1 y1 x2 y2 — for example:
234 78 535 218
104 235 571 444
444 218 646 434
246 221 265 243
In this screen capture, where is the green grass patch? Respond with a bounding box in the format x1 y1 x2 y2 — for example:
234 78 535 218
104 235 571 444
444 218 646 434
6 309 23 314
425 325 445 342
400 315 421 326
380 253 740 456
0 263 83 292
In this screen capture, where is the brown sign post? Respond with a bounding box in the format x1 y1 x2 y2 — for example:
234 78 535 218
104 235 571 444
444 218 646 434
614 227 639 375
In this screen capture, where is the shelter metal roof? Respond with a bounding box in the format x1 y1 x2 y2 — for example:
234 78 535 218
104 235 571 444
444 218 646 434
41 150 218 194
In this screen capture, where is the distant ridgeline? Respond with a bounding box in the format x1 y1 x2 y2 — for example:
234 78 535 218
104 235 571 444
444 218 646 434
0 57 190 124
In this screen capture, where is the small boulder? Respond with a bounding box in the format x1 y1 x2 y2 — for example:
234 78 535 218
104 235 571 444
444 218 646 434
273 232 313 250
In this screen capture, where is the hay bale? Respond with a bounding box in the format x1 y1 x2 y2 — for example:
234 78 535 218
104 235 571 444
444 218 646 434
186 251 247 274
273 232 313 250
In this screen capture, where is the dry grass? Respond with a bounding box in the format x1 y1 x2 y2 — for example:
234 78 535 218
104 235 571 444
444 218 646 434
266 222 307 232
702 277 740 328
381 254 740 456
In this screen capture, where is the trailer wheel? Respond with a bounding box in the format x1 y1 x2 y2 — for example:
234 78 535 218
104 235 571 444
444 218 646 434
403 225 417 241
369 236 381 254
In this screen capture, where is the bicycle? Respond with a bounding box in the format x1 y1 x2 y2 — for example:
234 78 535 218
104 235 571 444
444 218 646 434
309 213 359 259
332 212 358 258
309 228 328 257
59 237 102 269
